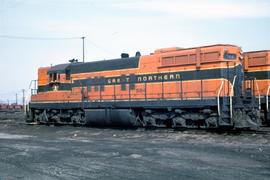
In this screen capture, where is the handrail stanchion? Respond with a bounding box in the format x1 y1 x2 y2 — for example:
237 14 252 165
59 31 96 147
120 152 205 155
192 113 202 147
181 78 183 100
217 80 224 116
200 79 203 100
114 84 116 101
254 78 261 110
145 82 147 101
229 76 237 119
266 86 270 112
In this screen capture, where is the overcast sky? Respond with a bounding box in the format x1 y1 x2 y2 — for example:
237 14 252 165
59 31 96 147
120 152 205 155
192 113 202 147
0 0 269 103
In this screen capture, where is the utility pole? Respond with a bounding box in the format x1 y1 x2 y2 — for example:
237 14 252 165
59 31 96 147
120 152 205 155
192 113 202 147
22 89 25 114
16 93 18 105
34 80 37 91
82 36 85 62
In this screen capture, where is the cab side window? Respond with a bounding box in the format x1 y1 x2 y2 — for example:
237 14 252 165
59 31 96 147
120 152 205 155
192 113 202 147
49 73 53 81
53 73 57 81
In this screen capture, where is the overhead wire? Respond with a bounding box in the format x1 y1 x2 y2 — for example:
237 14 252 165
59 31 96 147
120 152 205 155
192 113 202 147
0 35 82 40
85 39 114 56
0 35 113 56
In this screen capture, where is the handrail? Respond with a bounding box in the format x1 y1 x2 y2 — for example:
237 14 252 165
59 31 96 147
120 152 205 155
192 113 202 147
87 80 231 103
266 86 270 112
29 80 38 95
217 80 224 116
254 78 261 110
230 76 237 118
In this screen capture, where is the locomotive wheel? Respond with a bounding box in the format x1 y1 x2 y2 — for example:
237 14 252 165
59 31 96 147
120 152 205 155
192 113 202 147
205 117 218 128
71 110 86 126
172 117 186 128
34 110 49 124
135 114 146 127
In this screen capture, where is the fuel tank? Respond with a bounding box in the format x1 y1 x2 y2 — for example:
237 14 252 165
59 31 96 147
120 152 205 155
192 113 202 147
84 109 136 127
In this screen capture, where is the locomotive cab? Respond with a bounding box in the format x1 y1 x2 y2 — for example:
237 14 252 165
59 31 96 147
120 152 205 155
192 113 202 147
47 63 73 91
48 72 60 91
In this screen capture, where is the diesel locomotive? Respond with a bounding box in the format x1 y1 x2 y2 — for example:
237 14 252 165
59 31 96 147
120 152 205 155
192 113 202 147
244 50 270 126
27 44 260 129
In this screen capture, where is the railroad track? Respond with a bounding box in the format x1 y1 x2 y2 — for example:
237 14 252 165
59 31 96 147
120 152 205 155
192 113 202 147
169 127 270 135
11 120 270 135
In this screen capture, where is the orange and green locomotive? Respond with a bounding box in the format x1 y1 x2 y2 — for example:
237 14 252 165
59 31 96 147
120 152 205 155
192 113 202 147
244 50 270 126
27 44 260 129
